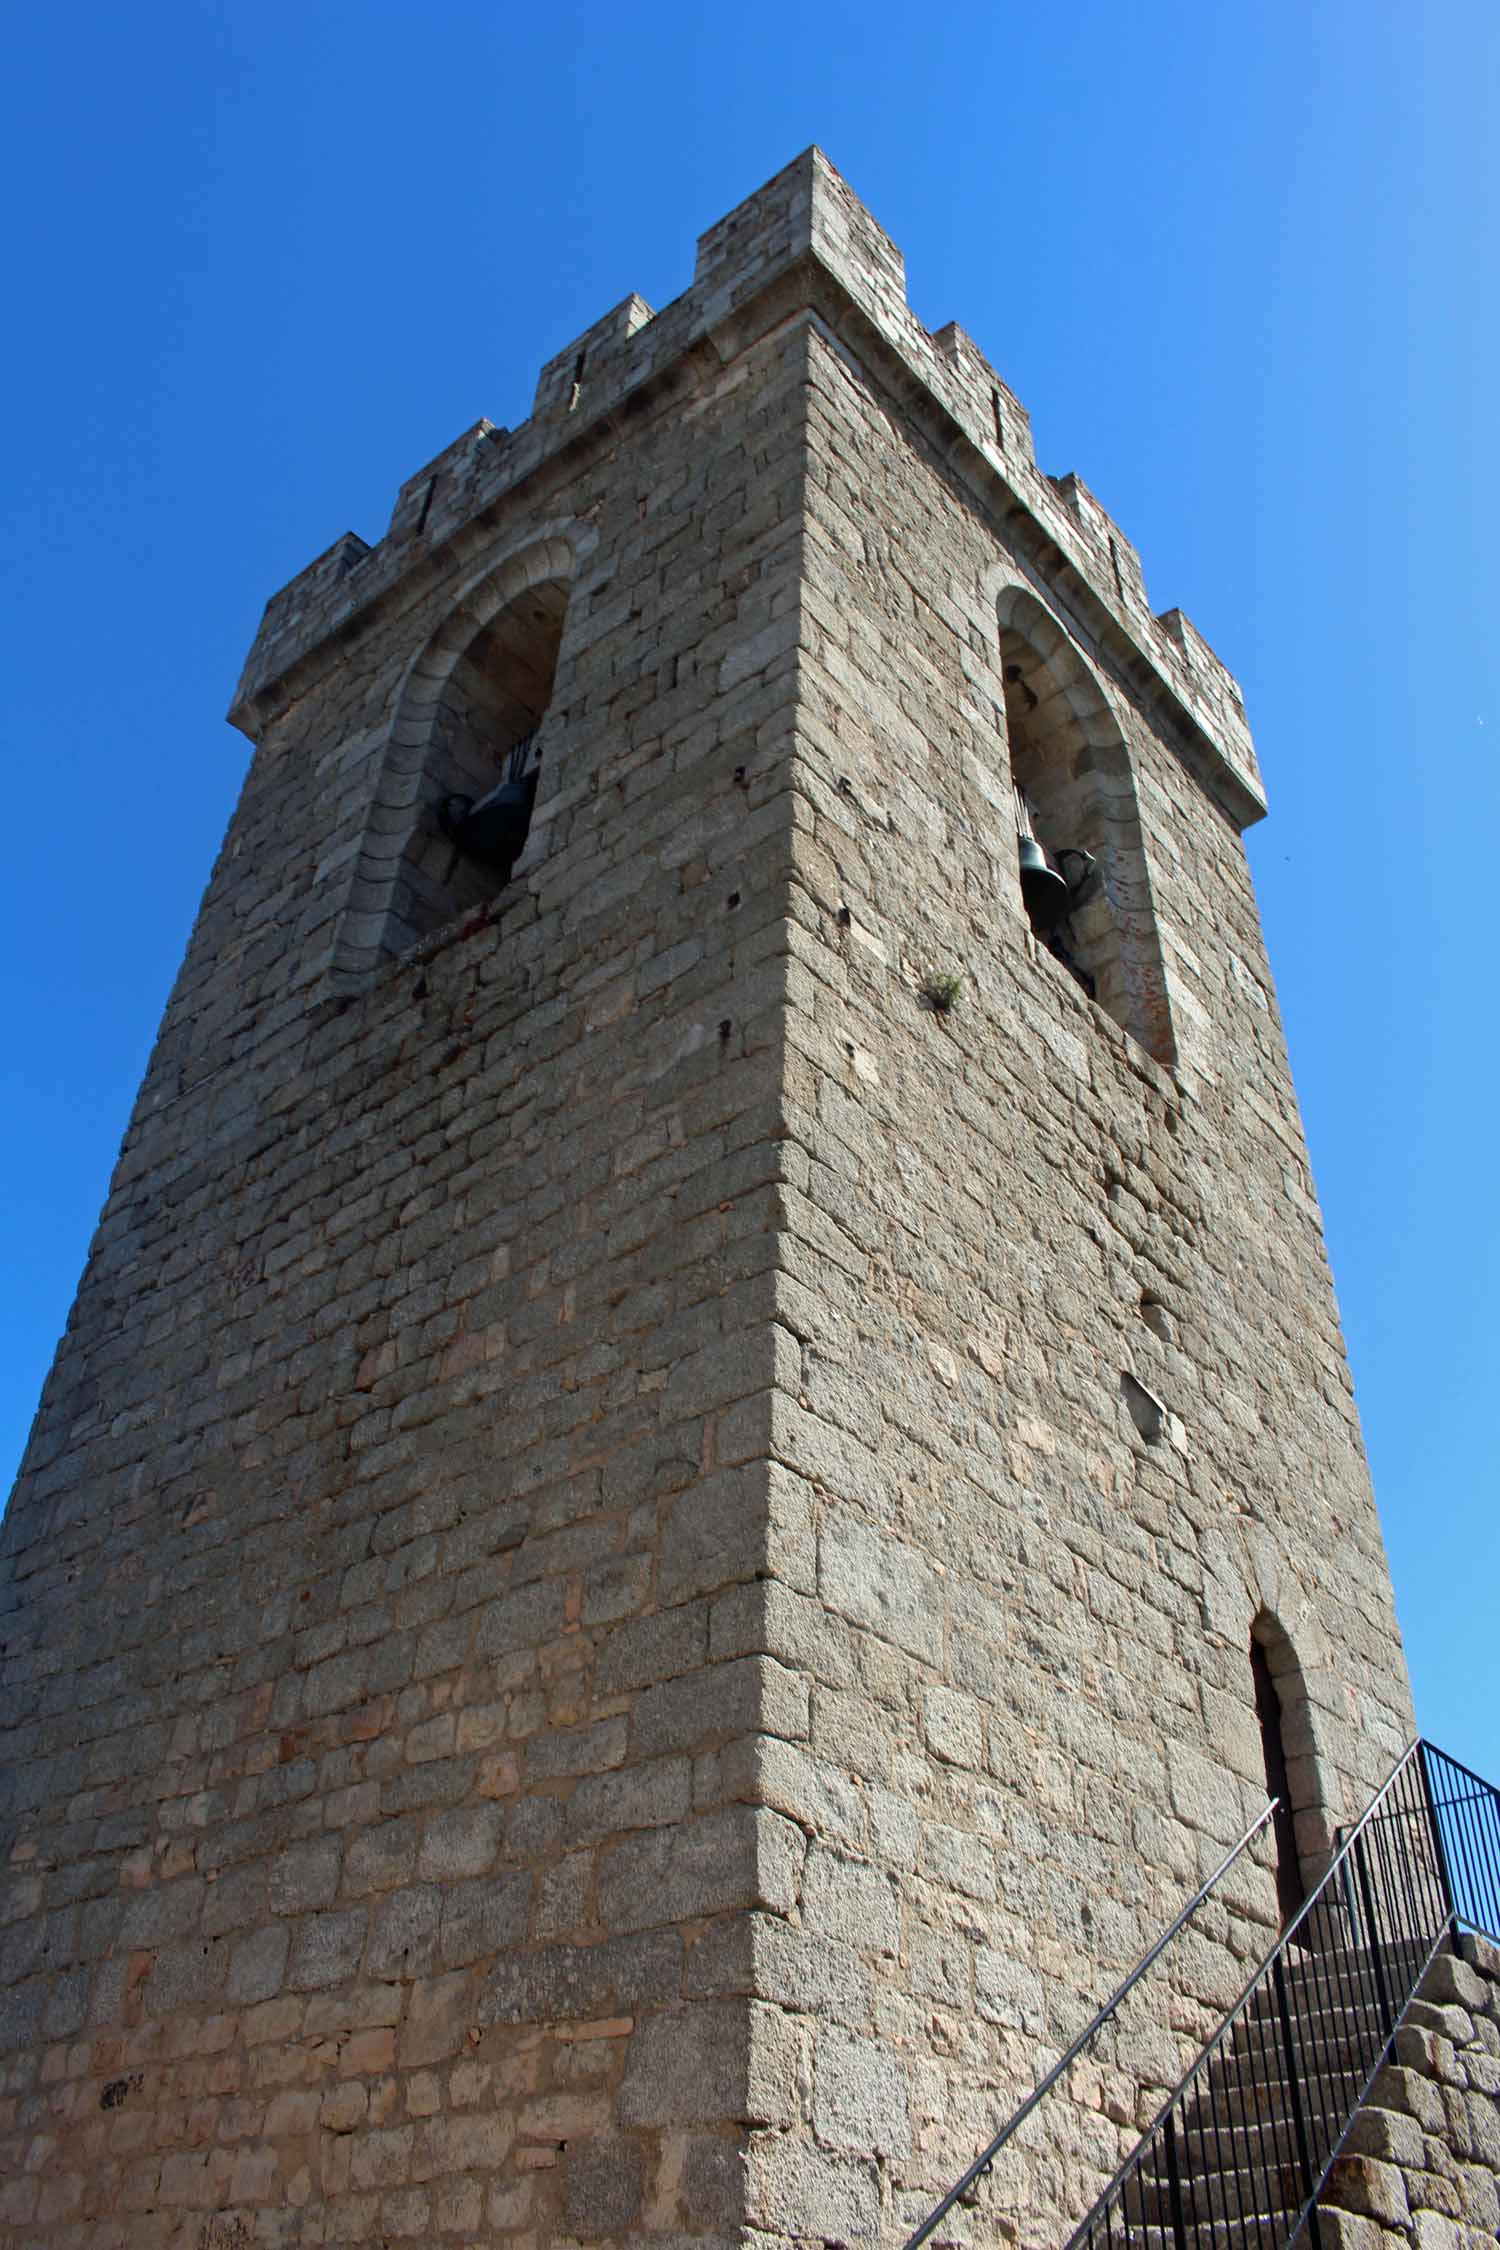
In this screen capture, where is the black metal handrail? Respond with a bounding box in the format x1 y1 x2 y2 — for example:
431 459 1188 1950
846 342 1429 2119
1064 1738 1500 2250
900 1798 1279 2250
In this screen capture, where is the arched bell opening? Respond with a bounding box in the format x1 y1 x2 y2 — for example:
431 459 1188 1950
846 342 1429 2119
1002 627 1105 995
399 578 569 944
995 591 1175 1064
1249 1613 1315 1930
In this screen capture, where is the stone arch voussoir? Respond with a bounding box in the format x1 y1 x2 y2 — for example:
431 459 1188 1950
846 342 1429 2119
991 577 1130 762
1203 1522 1346 1853
389 525 591 760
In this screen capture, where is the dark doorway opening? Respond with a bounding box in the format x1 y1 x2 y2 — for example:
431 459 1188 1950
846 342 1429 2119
1251 1632 1307 1928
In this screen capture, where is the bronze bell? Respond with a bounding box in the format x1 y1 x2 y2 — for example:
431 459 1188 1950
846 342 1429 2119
1018 834 1072 932
438 768 539 877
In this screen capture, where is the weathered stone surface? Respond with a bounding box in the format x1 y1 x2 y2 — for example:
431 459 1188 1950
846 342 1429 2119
598 1807 804 1931
745 2134 882 2241
1327 2156 1413 2227
1319 1943 1500 2248
812 2024 911 2157
565 2136 647 2234
481 1930 683 2024
617 2000 750 2127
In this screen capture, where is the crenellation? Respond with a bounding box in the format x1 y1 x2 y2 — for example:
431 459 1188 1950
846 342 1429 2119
385 417 507 544
1049 470 1151 623
931 320 1037 471
229 151 1251 853
802 146 910 333
530 294 656 422
691 146 824 297
229 527 373 717
1156 601 1251 735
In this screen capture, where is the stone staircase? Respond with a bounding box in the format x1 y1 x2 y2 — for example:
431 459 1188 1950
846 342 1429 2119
1314 1934 1500 2248
1121 1949 1392 2246
906 1745 1500 2250
1090 1934 1500 2250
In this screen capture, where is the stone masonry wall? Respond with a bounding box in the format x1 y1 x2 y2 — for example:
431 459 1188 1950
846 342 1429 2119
1319 1934 1500 2250
713 305 1418 2247
1 150 1423 2250
0 249 817 2245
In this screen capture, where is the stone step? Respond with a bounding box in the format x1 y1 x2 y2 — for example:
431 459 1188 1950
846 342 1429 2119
1132 2153 1308 2229
1179 2048 1369 2126
1168 2084 1362 2189
1173 2110 1316 2172
1225 1998 1386 2060
1213 2041 1372 2103
1066 1946 1431 2249
1071 2210 1303 2249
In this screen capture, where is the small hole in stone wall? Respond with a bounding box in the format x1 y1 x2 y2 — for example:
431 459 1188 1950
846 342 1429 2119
726 892 741 911
1122 1370 1166 1446
719 1020 732 1042
837 904 851 927
733 765 749 790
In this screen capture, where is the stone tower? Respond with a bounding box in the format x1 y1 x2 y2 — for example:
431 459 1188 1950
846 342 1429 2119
0 153 1415 2248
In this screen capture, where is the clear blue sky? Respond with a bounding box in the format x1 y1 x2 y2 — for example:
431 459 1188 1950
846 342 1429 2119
3 2 1496 1782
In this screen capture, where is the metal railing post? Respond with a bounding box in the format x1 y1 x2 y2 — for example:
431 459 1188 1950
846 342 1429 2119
1272 1951 1323 2250
1418 1740 1458 1925
1351 1827 1398 2034
1162 2110 1188 2250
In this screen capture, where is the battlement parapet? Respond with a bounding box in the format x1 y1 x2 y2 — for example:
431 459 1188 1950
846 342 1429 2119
239 529 373 711
228 148 1262 821
530 293 656 421
384 418 507 545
